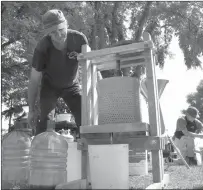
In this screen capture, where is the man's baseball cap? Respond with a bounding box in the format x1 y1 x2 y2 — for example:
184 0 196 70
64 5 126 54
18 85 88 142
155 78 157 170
186 106 199 118
42 9 67 35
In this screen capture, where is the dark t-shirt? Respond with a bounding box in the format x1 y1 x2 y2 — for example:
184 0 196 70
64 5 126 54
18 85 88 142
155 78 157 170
32 29 88 89
174 116 203 139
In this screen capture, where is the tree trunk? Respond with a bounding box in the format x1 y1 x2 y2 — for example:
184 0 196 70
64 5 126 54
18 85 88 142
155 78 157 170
90 24 97 50
110 2 119 44
97 17 105 48
8 98 12 130
117 24 125 41
89 2 98 50
128 1 153 78
134 1 153 41
8 115 12 129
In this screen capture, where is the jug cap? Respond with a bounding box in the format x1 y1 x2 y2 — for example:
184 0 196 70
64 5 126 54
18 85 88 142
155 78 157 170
47 120 55 131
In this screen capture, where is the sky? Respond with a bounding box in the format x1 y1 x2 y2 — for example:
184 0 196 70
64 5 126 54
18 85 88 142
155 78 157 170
1 36 203 137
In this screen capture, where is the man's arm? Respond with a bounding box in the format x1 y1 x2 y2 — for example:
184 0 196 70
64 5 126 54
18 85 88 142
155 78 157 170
28 68 42 111
195 119 203 134
177 118 203 138
182 128 203 138
28 39 47 111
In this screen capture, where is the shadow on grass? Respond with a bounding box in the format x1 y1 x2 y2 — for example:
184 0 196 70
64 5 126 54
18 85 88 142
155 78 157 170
193 185 203 189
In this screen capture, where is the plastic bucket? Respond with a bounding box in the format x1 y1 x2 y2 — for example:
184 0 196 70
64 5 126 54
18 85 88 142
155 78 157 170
129 149 148 176
88 144 129 189
67 142 82 182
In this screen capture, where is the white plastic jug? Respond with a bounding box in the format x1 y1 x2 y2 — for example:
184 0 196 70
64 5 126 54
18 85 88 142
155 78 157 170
29 120 68 189
2 119 32 189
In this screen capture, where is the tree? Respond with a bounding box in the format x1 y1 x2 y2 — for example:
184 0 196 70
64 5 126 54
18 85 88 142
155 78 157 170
183 80 203 122
2 2 203 126
2 2 202 67
2 34 29 127
2 105 23 129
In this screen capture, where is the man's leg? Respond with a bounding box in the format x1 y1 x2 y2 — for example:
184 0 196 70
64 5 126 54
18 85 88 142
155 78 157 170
62 89 81 137
174 136 187 164
186 136 195 157
186 136 197 165
36 83 59 135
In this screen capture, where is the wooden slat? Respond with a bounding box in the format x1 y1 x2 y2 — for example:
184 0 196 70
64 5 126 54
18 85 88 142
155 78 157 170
118 50 144 56
91 54 118 64
97 60 117 71
80 122 149 134
81 133 111 139
95 52 146 70
144 32 163 183
120 62 145 69
81 45 92 126
114 136 166 151
120 56 145 63
77 41 153 60
113 131 148 138
91 64 98 125
80 45 92 184
81 150 87 179
96 59 146 71
120 58 146 68
81 150 91 186
81 131 147 140
80 136 166 151
90 50 146 71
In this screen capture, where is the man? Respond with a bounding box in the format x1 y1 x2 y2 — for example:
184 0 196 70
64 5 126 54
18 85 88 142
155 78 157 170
28 9 102 138
173 106 203 165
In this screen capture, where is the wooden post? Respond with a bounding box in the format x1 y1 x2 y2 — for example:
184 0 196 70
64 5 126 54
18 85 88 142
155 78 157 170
80 44 92 187
91 64 98 125
153 52 164 179
143 32 163 183
81 44 92 126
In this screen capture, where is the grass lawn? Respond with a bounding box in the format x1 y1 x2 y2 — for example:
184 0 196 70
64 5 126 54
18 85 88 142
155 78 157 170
130 163 203 189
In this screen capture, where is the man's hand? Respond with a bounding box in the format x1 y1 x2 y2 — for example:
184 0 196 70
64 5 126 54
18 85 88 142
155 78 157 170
198 134 203 138
77 53 84 61
195 133 203 139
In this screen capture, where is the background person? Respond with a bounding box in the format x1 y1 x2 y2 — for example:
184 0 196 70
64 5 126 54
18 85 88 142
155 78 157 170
173 106 203 165
28 9 102 138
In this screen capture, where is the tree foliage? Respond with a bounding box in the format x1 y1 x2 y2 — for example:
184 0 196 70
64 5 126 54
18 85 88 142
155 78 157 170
1 1 203 126
183 80 203 122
